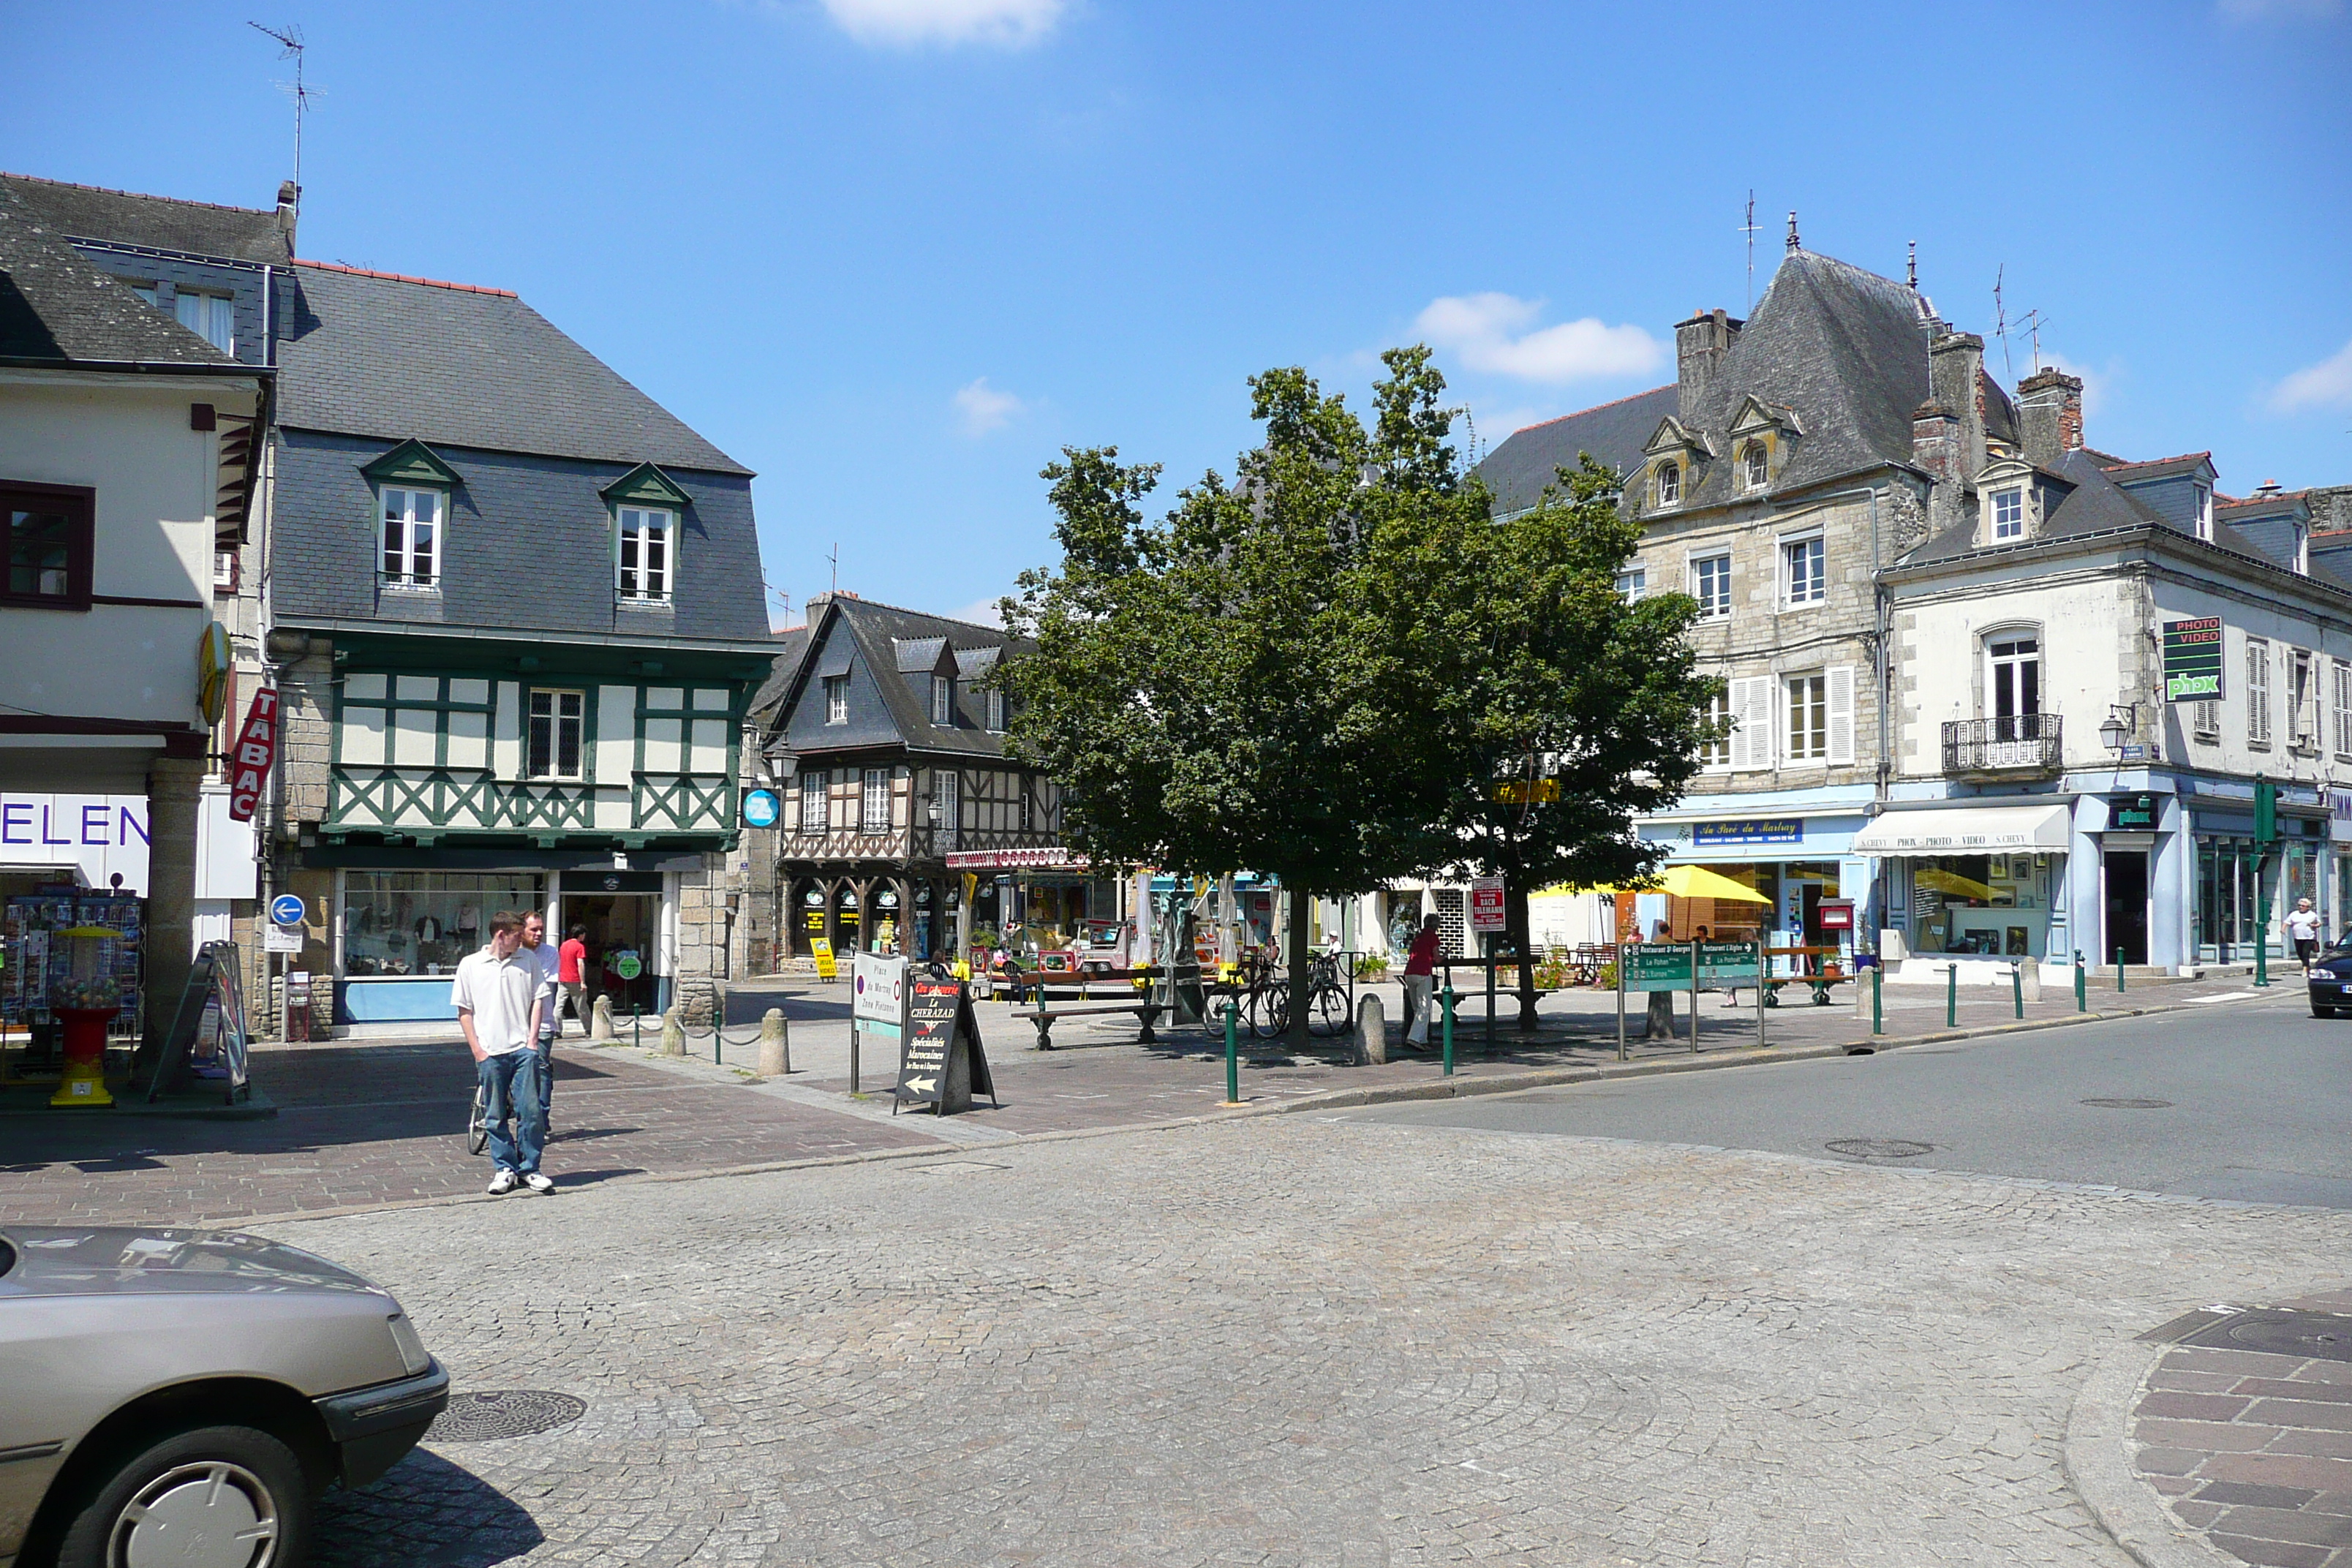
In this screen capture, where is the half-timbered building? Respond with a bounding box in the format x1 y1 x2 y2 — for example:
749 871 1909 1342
750 594 1106 965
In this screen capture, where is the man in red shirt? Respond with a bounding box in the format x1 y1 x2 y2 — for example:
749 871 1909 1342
1403 913 1441 1047
557 924 589 1033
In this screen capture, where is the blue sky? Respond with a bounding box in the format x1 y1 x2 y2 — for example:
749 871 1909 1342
9 0 2349 628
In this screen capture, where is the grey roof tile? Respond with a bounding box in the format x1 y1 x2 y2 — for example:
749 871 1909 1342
0 173 291 265
0 184 244 366
894 636 948 673
764 597 1033 761
1474 385 1677 514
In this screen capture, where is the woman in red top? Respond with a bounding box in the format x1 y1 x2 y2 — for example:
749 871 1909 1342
1403 914 1441 1047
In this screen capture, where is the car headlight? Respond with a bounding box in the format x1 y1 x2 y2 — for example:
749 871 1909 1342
386 1312 433 1376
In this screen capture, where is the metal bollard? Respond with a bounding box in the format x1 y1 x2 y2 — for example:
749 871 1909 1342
2010 964 2024 1019
1222 1000 1240 1105
2115 948 2125 993
2075 950 2087 1011
1440 984 1458 1077
1946 962 1957 1028
1872 965 1883 1035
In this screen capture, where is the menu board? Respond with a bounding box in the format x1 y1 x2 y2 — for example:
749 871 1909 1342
892 978 996 1115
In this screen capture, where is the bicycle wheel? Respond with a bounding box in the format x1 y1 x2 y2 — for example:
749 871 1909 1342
1308 981 1349 1037
1250 983 1289 1039
466 1082 489 1156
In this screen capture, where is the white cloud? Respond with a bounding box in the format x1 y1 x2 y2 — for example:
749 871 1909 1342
1413 293 1665 385
944 595 1014 630
821 0 1064 46
2272 337 2352 412
2217 0 2341 20
953 377 1025 436
2036 352 2118 419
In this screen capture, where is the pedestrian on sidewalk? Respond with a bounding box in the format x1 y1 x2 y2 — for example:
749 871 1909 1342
558 924 590 1034
1403 914 1441 1047
521 912 562 1120
452 911 551 1195
2288 898 2323 971
1643 919 1676 1041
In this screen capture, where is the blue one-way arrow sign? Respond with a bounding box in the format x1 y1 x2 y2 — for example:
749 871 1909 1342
270 893 306 927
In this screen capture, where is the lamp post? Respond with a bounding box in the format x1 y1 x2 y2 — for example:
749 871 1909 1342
2098 703 2138 757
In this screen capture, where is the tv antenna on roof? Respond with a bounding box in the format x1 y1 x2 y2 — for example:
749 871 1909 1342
827 543 839 596
2018 309 2049 374
1738 191 1760 313
247 21 315 235
1991 264 2013 382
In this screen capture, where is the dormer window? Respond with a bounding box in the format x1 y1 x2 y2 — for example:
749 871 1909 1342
986 689 1006 734
931 674 954 725
379 486 443 590
617 506 673 603
2193 483 2213 541
1991 489 2025 540
1740 442 1768 492
2296 521 2310 576
1655 461 1681 508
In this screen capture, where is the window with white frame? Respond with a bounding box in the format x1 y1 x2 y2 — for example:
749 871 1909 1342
860 766 891 834
2291 649 2317 747
1740 442 1768 492
932 768 959 847
1616 565 1647 604
1784 673 1828 761
931 674 954 725
1991 489 2025 540
617 506 673 603
1987 637 2040 730
1690 553 1730 619
1654 461 1680 508
379 486 443 589
174 290 234 354
2334 661 2352 760
986 688 1006 734
1699 687 1733 769
2193 699 2220 740
525 689 585 779
2247 638 2272 745
798 769 826 832
823 676 848 725
2192 483 2213 541
1782 535 1825 606
2295 522 2310 576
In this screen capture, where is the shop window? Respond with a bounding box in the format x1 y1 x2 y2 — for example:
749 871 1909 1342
860 766 890 834
1781 534 1825 606
617 505 673 604
932 769 959 848
341 872 545 977
379 486 443 590
1 482 95 609
1909 853 2040 957
1690 553 1731 619
526 689 585 780
823 676 848 725
798 769 826 832
2247 638 2272 746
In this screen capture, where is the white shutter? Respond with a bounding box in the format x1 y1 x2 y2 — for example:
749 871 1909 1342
1729 676 1773 772
1825 665 1856 765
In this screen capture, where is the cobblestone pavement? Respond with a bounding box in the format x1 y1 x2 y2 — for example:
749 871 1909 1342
0 1043 943 1224
254 1115 2352 1566
2135 1288 2352 1567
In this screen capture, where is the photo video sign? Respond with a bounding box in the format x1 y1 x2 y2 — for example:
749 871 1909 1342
2162 617 2223 702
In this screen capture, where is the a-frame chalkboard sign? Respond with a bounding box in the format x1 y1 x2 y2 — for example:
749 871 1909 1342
892 976 998 1115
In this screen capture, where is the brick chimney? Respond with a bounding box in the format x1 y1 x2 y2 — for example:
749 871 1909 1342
2016 367 2084 467
1912 402 1967 537
1674 308 1741 423
1927 332 1988 483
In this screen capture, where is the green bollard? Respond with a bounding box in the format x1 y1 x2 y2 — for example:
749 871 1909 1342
2011 964 2024 1019
2115 947 2125 993
1946 962 1957 1028
1872 965 1882 1034
1223 999 1240 1105
1440 984 1457 1077
2075 950 2087 1011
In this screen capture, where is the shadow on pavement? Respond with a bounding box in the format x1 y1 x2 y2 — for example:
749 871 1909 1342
315 1447 545 1567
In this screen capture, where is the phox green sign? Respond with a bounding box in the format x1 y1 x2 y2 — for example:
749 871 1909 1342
2162 616 2224 702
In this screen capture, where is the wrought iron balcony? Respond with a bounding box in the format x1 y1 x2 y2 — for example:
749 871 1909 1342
1942 713 2062 774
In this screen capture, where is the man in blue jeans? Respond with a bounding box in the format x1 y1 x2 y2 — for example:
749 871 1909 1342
451 910 551 1195
520 911 562 1120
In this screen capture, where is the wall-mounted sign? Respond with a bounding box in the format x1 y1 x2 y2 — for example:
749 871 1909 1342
2162 617 2224 702
1693 818 1802 846
0 794 151 896
2109 792 2160 832
945 847 1085 871
1468 875 1507 934
741 788 781 829
225 685 281 822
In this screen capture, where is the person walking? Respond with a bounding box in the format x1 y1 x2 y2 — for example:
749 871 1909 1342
558 924 590 1034
521 912 562 1120
1403 913 1441 1047
451 911 551 1195
2287 897 2323 972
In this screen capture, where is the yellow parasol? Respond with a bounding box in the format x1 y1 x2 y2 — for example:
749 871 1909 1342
1914 868 1995 901
1537 865 1773 904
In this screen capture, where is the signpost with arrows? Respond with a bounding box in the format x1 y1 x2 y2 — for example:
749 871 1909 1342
893 977 998 1115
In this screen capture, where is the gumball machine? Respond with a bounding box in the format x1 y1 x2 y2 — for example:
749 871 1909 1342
48 924 124 1108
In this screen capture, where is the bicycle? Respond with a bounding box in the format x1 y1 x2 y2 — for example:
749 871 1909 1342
464 1081 490 1156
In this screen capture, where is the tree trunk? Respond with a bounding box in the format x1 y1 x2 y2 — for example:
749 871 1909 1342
1284 887 1313 1049
1506 883 1539 1031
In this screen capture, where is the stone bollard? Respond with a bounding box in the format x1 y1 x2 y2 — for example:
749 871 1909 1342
589 994 617 1042
1357 992 1387 1066
660 1008 685 1056
758 1009 790 1077
2020 960 2043 1003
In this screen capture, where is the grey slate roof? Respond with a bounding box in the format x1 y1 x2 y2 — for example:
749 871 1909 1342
0 173 291 265
767 597 1033 761
750 627 811 725
0 184 245 366
1899 448 2166 565
278 262 749 475
893 636 948 673
1474 385 1676 515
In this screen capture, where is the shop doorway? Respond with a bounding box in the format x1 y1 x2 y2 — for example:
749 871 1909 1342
2103 851 2149 966
565 893 660 1018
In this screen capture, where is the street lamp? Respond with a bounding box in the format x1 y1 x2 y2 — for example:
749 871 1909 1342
2098 703 2138 754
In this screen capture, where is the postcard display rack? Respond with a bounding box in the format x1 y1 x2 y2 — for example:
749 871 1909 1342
1 889 144 1085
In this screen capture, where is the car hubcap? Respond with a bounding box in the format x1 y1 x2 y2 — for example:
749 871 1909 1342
113 1460 278 1568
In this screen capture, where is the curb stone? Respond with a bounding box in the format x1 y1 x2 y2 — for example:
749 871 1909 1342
2065 1333 2236 1568
214 987 2291 1232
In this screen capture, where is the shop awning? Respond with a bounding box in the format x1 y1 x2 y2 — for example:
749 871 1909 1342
1850 802 2072 855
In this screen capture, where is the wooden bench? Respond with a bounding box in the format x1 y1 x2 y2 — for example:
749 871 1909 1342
1757 946 1850 1007
1023 1003 1168 1049
1003 967 1169 1049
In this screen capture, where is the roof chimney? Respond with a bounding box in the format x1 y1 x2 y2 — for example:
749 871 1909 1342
1928 332 1988 483
1786 211 1801 252
2016 366 2085 467
276 180 300 250
2255 478 2285 497
1673 308 1741 423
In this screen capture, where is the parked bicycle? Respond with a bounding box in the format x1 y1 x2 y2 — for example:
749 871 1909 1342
1239 949 1351 1040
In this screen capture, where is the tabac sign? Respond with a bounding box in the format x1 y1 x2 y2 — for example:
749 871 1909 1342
2162 617 2224 702
226 685 281 823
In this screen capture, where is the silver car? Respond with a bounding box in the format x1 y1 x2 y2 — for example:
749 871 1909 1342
0 1226 448 1568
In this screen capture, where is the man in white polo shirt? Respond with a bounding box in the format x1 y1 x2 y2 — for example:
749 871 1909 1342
451 910 552 1194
